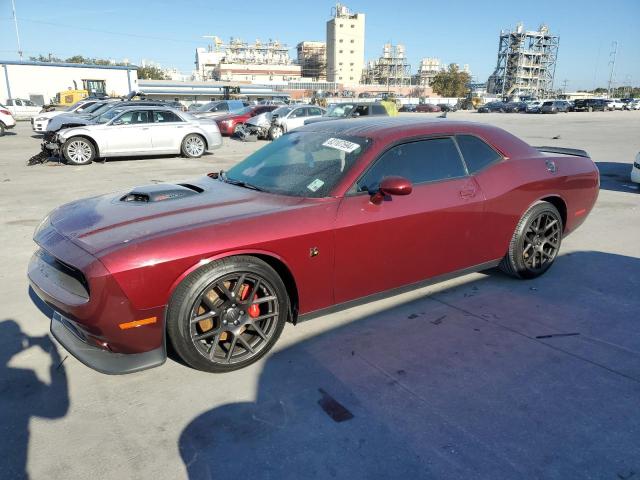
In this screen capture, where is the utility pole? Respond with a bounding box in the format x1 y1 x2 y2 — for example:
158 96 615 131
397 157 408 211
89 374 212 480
607 41 618 98
11 0 23 60
561 79 569 95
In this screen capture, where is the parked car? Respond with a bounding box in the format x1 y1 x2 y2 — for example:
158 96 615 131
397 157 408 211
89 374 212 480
27 118 600 374
267 104 325 139
192 100 249 119
45 100 167 134
573 99 608 112
627 100 640 111
399 104 417 112
525 101 544 113
187 103 205 111
0 104 17 136
43 106 222 165
215 105 278 136
304 102 388 125
415 104 441 113
541 100 570 114
31 99 102 133
437 103 458 112
4 98 42 119
477 101 506 113
607 99 625 110
503 101 528 113
257 99 288 106
631 152 640 185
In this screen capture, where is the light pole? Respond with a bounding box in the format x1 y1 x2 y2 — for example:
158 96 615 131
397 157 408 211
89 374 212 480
11 0 23 60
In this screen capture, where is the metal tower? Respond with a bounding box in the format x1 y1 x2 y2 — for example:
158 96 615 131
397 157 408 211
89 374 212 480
488 23 559 99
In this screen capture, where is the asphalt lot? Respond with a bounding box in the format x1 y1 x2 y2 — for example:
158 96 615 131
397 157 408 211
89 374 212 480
1 112 639 479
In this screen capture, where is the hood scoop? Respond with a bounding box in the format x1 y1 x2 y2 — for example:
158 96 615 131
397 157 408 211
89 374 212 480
120 183 203 203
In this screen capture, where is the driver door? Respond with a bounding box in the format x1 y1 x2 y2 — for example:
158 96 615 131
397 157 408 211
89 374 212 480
333 137 485 304
105 110 153 155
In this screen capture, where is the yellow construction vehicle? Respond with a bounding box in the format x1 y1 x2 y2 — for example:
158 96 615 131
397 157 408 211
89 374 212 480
56 89 89 106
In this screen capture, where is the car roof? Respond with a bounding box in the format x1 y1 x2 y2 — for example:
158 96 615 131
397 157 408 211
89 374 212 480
296 117 536 158
109 105 182 112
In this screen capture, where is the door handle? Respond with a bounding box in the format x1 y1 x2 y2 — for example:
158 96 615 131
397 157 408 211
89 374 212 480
142 127 149 130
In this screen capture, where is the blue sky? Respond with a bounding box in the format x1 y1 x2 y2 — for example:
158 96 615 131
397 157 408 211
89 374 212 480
1 0 638 90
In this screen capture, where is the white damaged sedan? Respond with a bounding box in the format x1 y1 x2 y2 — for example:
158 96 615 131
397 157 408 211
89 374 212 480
46 106 222 165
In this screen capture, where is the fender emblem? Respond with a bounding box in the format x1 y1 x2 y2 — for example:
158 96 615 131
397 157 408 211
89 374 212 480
309 247 319 257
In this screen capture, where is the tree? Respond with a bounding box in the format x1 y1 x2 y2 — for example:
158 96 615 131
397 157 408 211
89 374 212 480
430 64 471 98
137 65 168 80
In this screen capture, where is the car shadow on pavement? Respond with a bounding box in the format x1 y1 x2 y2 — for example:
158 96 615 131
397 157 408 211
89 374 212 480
596 161 639 193
0 318 69 480
178 251 640 480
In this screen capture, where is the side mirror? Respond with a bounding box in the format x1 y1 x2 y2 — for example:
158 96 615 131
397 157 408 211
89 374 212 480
111 119 123 126
371 176 413 204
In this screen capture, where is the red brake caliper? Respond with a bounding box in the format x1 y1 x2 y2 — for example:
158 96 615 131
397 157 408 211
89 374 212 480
240 284 260 318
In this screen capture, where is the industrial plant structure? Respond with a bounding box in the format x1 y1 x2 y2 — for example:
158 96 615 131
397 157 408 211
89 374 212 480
487 23 559 98
361 43 412 87
195 37 301 83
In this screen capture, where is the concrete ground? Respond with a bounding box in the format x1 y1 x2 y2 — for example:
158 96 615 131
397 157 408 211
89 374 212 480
1 112 639 479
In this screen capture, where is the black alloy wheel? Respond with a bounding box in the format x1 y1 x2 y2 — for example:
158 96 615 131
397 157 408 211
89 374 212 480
168 256 288 372
500 202 563 279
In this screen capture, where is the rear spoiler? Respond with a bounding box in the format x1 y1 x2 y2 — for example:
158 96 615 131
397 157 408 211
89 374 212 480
535 146 590 158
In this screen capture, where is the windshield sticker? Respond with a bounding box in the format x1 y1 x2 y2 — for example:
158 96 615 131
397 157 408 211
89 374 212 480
307 179 325 192
322 138 360 153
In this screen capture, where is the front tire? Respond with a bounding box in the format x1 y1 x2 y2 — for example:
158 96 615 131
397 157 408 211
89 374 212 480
62 137 95 165
500 202 563 279
167 256 289 373
268 125 283 140
0 122 5 136
181 134 206 158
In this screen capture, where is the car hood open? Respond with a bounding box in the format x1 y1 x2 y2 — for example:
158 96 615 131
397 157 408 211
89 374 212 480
49 177 308 255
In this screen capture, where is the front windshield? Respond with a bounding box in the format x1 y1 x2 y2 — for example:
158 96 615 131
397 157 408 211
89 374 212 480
65 100 86 112
195 101 219 112
224 131 370 198
326 104 355 117
88 102 121 117
95 108 124 124
82 102 108 114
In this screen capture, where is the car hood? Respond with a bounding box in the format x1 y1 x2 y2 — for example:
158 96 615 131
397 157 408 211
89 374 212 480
48 177 309 255
246 112 273 127
47 114 93 131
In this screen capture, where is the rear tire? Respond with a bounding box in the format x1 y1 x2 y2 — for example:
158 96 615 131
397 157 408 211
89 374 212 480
181 134 206 158
62 137 95 165
0 122 5 137
499 202 563 279
167 255 289 373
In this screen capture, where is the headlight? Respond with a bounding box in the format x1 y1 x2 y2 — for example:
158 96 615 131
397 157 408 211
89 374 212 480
36 117 49 122
222 120 232 126
34 213 52 239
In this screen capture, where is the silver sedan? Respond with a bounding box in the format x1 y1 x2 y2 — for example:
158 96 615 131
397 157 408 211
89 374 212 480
48 106 222 165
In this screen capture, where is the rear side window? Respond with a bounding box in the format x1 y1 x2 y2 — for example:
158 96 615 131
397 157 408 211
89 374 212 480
456 135 501 173
153 111 183 123
357 137 466 191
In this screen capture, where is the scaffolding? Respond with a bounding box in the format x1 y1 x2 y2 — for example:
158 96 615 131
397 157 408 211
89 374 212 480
488 23 559 98
361 43 411 87
296 42 327 80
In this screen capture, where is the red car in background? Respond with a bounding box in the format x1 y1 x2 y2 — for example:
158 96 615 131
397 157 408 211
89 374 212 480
415 104 442 113
215 105 278 136
28 119 599 374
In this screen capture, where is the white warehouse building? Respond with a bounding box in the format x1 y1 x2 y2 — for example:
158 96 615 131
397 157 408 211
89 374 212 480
0 60 138 105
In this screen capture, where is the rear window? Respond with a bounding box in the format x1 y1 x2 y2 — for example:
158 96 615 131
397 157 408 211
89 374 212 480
456 135 502 173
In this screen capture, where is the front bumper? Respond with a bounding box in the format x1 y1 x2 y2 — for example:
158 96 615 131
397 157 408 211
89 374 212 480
28 226 167 374
50 310 165 375
216 122 235 136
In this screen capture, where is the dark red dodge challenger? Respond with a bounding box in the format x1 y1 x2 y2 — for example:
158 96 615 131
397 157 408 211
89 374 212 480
28 119 599 374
